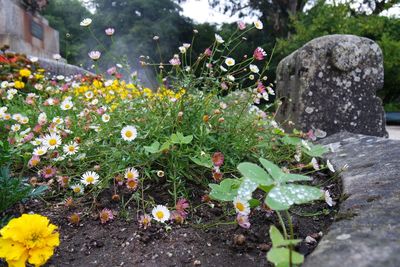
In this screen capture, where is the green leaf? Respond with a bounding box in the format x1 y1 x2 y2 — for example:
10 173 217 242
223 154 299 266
303 144 329 157
259 158 284 181
190 155 213 168
209 178 241 201
265 184 324 211
281 135 302 146
160 141 171 151
170 132 193 144
280 173 312 183
249 198 261 208
237 162 273 186
269 225 302 247
267 247 304 265
144 141 161 154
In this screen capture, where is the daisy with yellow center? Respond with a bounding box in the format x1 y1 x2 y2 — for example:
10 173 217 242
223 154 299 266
151 205 170 223
225 57 235 67
85 91 94 99
63 142 79 156
121 125 137 141
125 167 139 179
233 197 250 215
33 146 48 156
19 117 29 124
101 114 110 122
81 171 99 186
126 178 139 191
254 20 263 30
61 101 73 110
42 133 62 150
70 184 84 194
52 117 64 125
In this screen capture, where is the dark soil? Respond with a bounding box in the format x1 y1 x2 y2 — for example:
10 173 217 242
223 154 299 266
1 171 341 267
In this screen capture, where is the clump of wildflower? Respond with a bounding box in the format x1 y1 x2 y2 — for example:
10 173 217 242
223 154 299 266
233 197 250 215
253 47 267 60
80 18 92 27
139 214 152 229
169 54 181 66
212 152 224 167
88 51 101 61
99 208 114 224
254 20 263 30
152 205 170 223
0 214 59 267
57 176 70 188
105 27 115 36
28 155 40 168
70 184 84 195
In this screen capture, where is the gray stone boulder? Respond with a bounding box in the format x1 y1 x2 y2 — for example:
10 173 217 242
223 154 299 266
304 132 400 267
276 34 387 137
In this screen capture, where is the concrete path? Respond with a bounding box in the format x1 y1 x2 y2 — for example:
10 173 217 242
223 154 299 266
304 132 400 267
387 125 400 140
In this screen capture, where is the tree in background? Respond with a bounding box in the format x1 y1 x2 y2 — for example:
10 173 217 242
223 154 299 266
42 0 91 65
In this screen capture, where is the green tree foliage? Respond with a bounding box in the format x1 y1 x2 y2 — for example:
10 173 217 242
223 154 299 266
41 0 91 65
276 1 400 103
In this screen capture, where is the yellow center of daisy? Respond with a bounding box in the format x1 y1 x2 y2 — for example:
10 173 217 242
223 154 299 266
125 130 133 138
73 187 81 193
49 139 57 146
45 169 52 174
127 172 134 179
127 179 137 188
86 176 94 183
236 202 245 212
156 211 164 219
68 146 75 152
65 104 70 108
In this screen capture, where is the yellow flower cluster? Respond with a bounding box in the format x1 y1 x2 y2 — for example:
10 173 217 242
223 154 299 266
0 214 60 267
72 79 186 106
19 69 31 78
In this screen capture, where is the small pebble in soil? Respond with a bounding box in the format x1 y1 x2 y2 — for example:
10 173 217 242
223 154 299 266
258 243 271 252
193 259 201 265
305 236 317 244
233 234 246 245
167 252 173 257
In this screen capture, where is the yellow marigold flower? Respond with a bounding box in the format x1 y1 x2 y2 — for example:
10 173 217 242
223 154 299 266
0 214 60 267
19 69 31 77
14 81 25 89
35 74 44 80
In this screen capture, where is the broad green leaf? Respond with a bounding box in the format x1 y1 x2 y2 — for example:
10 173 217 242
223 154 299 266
144 141 161 154
181 135 193 144
170 132 193 144
249 198 261 208
280 173 312 183
259 158 284 181
170 133 181 144
209 178 241 201
303 144 328 157
269 225 302 247
259 184 274 193
160 141 171 151
265 184 323 211
237 162 273 186
267 247 304 265
281 135 302 146
190 155 213 168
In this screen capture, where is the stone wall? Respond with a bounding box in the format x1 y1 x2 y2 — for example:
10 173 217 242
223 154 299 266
275 34 387 137
0 0 59 59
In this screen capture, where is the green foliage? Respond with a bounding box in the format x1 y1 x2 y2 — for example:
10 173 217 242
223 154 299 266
237 158 323 210
0 166 47 213
42 0 91 64
276 1 400 103
267 225 304 267
209 179 241 201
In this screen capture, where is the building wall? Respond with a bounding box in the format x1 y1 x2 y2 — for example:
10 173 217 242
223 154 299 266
0 0 59 58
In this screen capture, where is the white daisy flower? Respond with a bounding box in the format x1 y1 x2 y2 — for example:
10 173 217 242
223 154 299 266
81 171 99 186
19 117 29 124
254 20 263 30
121 125 137 141
227 75 235 82
233 197 250 215
61 101 73 110
52 54 62 60
179 46 186 53
63 142 79 155
80 18 92 27
311 157 320 170
52 117 64 125
31 138 42 146
12 113 22 121
101 114 110 122
225 57 235 67
85 91 94 99
11 124 21 132
38 112 47 124
324 190 335 207
42 133 62 149
215 34 224 44
125 167 139 180
152 205 170 223
249 64 259 73
327 160 335 173
88 51 101 61
33 146 48 156
71 184 84 195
